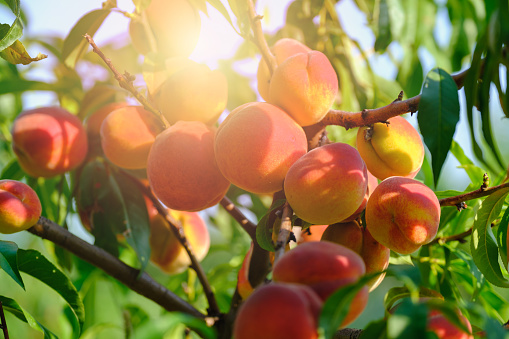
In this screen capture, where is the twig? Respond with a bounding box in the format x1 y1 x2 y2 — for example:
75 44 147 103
83 34 169 129
428 227 474 246
118 170 221 318
273 202 293 263
246 0 277 76
27 217 204 318
319 65 473 129
0 300 9 339
220 197 257 239
439 182 509 207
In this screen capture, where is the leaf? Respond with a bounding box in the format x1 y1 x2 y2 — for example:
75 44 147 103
255 199 286 252
0 0 23 52
0 79 62 95
470 186 509 287
17 249 85 332
374 0 392 52
0 240 24 289
418 68 460 186
497 206 509 273
0 39 47 64
449 140 486 186
206 0 240 35
387 298 429 339
396 49 423 98
1 159 23 180
359 319 387 339
384 286 443 313
0 295 58 338
163 312 217 339
61 9 111 68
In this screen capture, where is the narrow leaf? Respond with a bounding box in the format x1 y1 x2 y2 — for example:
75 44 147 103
0 39 47 64
418 68 460 186
497 206 509 273
0 240 24 289
470 187 509 287
374 0 392 52
17 249 85 331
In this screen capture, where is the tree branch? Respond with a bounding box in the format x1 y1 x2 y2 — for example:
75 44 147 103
439 182 509 207
27 217 204 319
246 0 277 76
274 202 293 263
220 196 257 240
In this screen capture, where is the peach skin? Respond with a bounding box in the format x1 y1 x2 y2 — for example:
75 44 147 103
356 116 424 180
0 180 42 234
365 176 440 254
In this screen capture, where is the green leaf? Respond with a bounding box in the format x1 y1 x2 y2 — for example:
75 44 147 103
384 286 443 314
359 319 387 339
374 0 392 52
255 199 286 252
396 49 423 98
0 79 62 95
497 206 509 273
387 299 429 339
434 190 464 200
163 312 217 339
0 0 23 52
0 295 58 338
17 249 85 332
0 240 24 289
0 39 47 64
449 140 486 186
418 68 460 186
1 159 23 180
470 187 509 287
61 9 111 68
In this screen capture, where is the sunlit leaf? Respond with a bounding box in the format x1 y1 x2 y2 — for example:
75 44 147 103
0 0 23 51
0 39 47 65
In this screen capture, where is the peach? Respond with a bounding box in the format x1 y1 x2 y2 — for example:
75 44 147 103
297 225 329 244
85 102 128 138
149 207 210 274
269 50 338 126
11 107 88 178
284 142 368 225
0 180 42 234
100 106 164 169
272 241 368 327
257 38 311 101
237 242 254 299
147 121 230 212
152 60 227 125
340 170 378 223
129 0 201 58
233 283 322 339
427 310 474 339
321 221 390 291
214 102 308 195
356 116 424 180
365 176 440 254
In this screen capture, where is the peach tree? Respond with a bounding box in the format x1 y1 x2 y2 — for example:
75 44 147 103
0 0 509 338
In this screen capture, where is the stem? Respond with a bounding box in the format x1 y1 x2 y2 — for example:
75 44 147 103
118 171 221 317
83 34 169 129
439 182 509 207
246 0 277 76
27 217 204 318
220 197 257 240
0 301 9 339
273 202 293 263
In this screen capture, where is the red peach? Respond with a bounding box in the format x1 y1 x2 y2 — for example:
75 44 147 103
0 180 42 234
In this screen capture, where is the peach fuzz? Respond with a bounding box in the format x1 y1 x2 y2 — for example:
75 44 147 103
427 310 474 339
321 221 390 291
272 241 368 327
149 207 210 274
152 61 227 125
11 107 88 178
147 121 230 212
356 116 424 180
85 102 128 138
365 176 440 254
129 0 200 58
269 50 338 126
284 142 368 225
233 283 322 339
257 38 311 101
100 106 164 169
0 180 42 234
214 102 308 195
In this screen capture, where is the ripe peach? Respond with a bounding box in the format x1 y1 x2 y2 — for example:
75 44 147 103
233 283 322 339
0 180 42 234
427 310 474 339
149 207 210 274
297 225 329 244
269 50 338 126
272 241 368 327
85 102 128 139
100 106 164 169
152 61 227 125
365 176 440 254
257 38 311 101
356 116 424 180
340 170 378 223
11 107 88 178
284 142 368 225
147 121 230 212
129 0 201 58
321 221 390 291
237 242 254 299
214 102 308 195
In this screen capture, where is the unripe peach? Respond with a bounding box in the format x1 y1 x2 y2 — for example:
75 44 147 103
257 38 311 101
321 221 390 291
427 310 474 339
269 50 338 126
272 241 368 327
100 106 164 169
356 116 424 180
11 107 88 177
284 143 368 225
233 283 322 339
147 121 230 211
129 0 201 58
215 102 308 195
149 208 210 274
0 180 42 234
365 176 440 254
152 61 227 125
